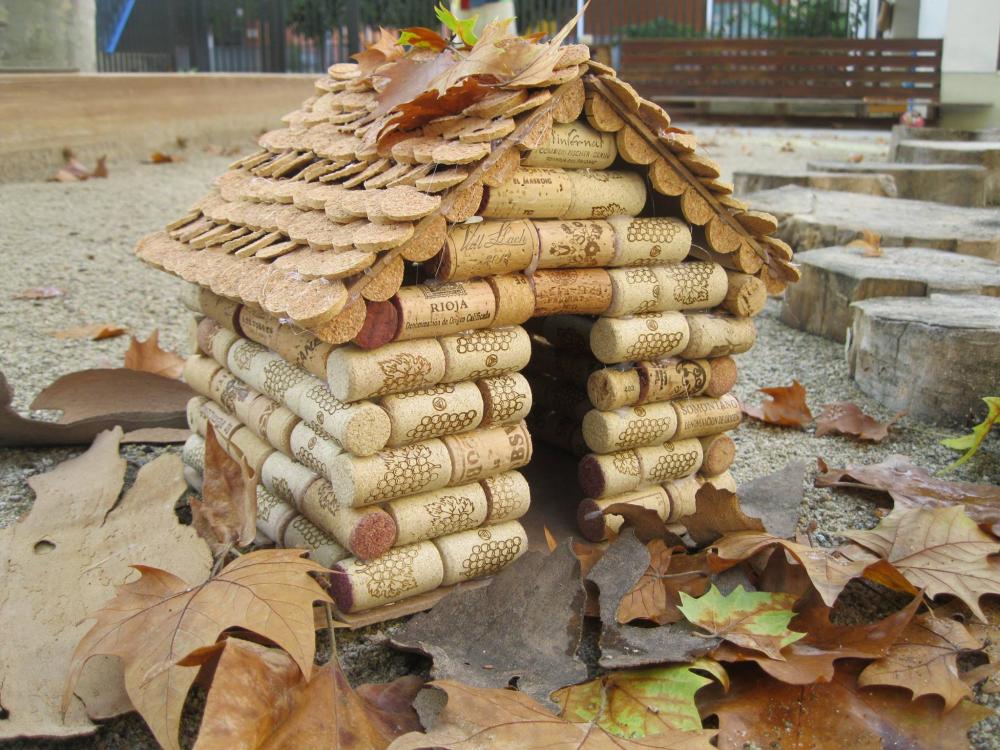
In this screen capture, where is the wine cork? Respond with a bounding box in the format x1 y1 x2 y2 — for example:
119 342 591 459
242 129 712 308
652 263 728 312
700 470 737 493
636 357 712 404
196 317 239 364
226 338 310 407
485 274 535 327
433 520 528 586
480 471 531 523
522 121 617 170
527 342 597 388
530 269 612 317
540 315 594 353
608 216 691 267
206 368 266 433
582 402 679 454
704 356 738 398
190 398 243 442
587 368 642 411
392 281 497 342
183 355 222 397
255 484 297 543
261 452 319 510
635 438 704 484
180 283 201 313
185 316 201 357
480 168 572 219
329 541 444 613
246 397 298 456
385 482 490 546
330 438 454 507
578 451 642 498
664 474 701 520
698 433 736 476
298 479 397 560
589 312 690 365
564 170 647 220
227 425 275 475
327 339 446 402
605 267 663 317
380 382 485 448
721 271 768 317
671 393 742 440
291 378 391 457
434 220 538 282
198 287 241 332
181 433 206 474
439 326 531 382
443 422 532 485
185 396 209 436
534 219 616 270
478 373 532 427
239 306 333 379
577 486 669 542
290 420 342 478
282 513 350 567
352 299 398 350
680 315 757 359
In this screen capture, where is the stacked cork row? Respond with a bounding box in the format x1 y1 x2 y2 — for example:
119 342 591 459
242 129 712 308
178 286 535 614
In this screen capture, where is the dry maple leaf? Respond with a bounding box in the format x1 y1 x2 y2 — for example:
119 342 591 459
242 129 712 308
701 661 991 750
677 484 766 546
388 680 715 749
858 612 982 710
711 593 920 685
148 151 176 164
847 228 883 257
603 501 686 546
543 524 559 552
11 286 65 300
192 637 422 750
52 323 127 341
742 380 812 428
123 329 186 379
191 424 257 556
814 401 901 442
64 549 332 750
843 505 1000 621
617 541 711 626
935 599 1000 695
354 27 404 77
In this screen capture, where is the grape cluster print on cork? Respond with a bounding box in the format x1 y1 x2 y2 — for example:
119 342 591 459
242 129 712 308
138 15 797 621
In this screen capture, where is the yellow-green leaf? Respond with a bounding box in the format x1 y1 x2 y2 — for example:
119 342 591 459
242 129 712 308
552 660 727 738
942 396 1000 470
678 585 805 660
435 2 479 47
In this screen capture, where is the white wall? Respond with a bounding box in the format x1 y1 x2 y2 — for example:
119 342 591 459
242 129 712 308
941 0 1000 73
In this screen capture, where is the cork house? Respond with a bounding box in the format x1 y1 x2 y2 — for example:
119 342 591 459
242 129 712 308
136 21 798 620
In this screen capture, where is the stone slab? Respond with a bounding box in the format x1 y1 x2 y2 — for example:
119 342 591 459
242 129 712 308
894 140 1000 204
733 170 896 199
807 160 988 207
889 124 1000 160
781 245 1000 342
848 293 1000 426
744 185 1000 262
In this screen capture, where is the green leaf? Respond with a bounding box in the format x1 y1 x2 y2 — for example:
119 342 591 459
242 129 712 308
397 26 450 52
678 585 805 660
435 2 479 47
552 659 728 738
941 396 1000 470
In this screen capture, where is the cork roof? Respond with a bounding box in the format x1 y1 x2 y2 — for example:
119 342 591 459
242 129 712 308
136 23 798 342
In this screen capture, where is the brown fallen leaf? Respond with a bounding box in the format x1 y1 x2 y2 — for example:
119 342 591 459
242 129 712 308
843 505 1000 621
543 524 559 552
0 368 193 448
849 153 865 163
193 638 422 750
11 286 65 300
858 612 982 710
677 484 766 546
780 141 796 152
603 501 686 546
742 380 813 428
702 661 991 750
935 599 1000 694
815 455 1000 527
815 401 901 441
389 680 715 749
0 428 211 740
91 156 108 178
847 227 883 257
191 424 257 556
354 26 405 76
711 592 920 684
617 541 711 625
52 323 127 340
65 549 332 750
123 329 185 379
148 151 177 164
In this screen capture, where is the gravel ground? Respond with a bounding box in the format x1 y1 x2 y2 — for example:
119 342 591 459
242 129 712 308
1 126 997 748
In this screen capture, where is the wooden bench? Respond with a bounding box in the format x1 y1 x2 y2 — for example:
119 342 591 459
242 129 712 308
618 38 942 117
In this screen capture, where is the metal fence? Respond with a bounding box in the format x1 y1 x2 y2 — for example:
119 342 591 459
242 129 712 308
96 0 879 73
